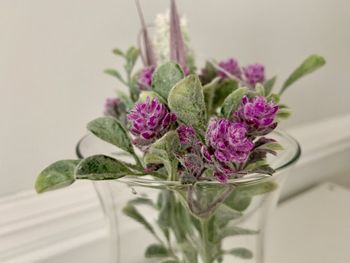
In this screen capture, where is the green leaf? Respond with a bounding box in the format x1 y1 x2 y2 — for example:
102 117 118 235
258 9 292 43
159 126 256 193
277 108 292 120
145 244 169 258
267 93 280 103
219 226 259 240
221 87 248 118
256 142 284 152
35 160 79 193
125 47 139 73
104 69 125 84
203 79 238 114
255 83 265 96
144 131 180 180
128 197 155 207
280 54 326 95
168 74 207 130
75 155 132 180
264 76 277 95
138 91 166 104
214 204 242 228
112 48 124 57
152 62 184 101
122 204 155 234
228 248 253 259
87 117 134 154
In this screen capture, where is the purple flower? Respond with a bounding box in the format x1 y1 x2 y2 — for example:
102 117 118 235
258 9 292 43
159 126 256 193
243 63 265 86
218 58 242 79
177 125 196 145
235 96 278 135
127 97 177 147
138 66 156 90
206 118 254 163
104 97 127 124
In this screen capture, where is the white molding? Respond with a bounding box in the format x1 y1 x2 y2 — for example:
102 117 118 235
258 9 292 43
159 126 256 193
1 114 350 262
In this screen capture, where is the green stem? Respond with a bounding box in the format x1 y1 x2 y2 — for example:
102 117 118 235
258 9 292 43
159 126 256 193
131 151 143 169
200 218 212 263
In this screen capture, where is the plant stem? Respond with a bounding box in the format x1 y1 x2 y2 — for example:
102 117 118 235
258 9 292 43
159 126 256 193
200 218 212 263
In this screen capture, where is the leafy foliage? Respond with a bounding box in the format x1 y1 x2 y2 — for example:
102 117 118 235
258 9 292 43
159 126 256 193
35 160 79 193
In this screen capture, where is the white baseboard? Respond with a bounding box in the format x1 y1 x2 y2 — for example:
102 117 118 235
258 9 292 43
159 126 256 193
1 114 350 262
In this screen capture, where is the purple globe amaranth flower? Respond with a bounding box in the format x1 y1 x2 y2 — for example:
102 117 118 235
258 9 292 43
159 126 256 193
177 125 196 146
235 96 279 135
218 58 242 79
138 65 156 90
127 97 177 147
206 118 254 163
243 63 265 86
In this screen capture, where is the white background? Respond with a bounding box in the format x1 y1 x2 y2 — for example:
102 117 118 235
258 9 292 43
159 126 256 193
1 0 349 195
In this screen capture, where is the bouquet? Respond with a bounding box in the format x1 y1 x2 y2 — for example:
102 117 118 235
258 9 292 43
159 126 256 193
35 1 325 262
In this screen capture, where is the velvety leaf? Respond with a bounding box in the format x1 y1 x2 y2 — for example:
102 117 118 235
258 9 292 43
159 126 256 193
152 62 184 100
228 248 253 259
144 131 180 179
145 244 169 258
138 91 166 104
123 204 155 234
267 93 280 103
75 155 132 180
256 142 284 152
203 79 238 114
277 108 292 119
200 61 218 85
128 197 155 207
221 87 249 118
219 226 259 240
264 76 277 95
104 68 125 83
255 83 265 96
168 74 207 130
280 54 326 94
35 160 79 193
112 48 124 57
125 47 139 73
87 117 134 154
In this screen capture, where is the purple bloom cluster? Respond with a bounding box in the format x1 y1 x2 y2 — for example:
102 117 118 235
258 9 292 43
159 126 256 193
206 119 254 163
127 97 176 147
138 66 156 90
217 58 242 79
235 96 278 135
177 125 196 146
243 63 265 86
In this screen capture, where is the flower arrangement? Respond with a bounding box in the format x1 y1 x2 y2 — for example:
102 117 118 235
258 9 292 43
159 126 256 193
35 1 325 262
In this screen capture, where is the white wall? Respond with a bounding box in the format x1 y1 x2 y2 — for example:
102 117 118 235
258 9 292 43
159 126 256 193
1 0 349 195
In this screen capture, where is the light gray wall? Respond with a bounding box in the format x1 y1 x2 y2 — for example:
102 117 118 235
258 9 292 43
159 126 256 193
1 0 349 195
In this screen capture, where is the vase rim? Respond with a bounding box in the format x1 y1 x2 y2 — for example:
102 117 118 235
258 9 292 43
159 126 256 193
76 129 300 186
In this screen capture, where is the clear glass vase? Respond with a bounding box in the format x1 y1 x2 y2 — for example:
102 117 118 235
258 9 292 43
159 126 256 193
77 130 300 263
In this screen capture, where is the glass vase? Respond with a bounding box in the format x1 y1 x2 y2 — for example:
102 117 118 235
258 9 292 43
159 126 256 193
77 130 300 263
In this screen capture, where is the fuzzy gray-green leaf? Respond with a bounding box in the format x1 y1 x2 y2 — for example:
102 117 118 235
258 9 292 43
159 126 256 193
87 117 134 154
75 155 132 180
228 248 253 259
152 62 184 100
221 87 248 118
145 244 169 258
35 160 79 193
123 204 155 235
280 54 326 94
168 74 207 130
